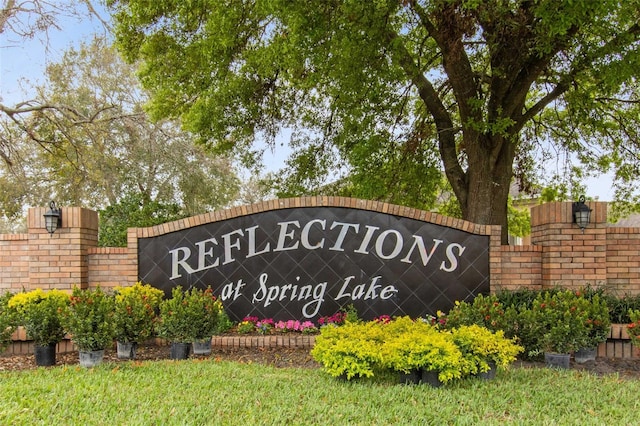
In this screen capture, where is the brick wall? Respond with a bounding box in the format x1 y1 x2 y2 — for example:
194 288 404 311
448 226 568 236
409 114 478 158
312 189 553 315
605 227 640 296
86 247 137 290
0 233 30 291
4 198 640 358
3 199 640 296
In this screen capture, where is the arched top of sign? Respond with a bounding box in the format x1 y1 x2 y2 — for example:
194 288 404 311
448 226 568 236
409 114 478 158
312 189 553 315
136 197 500 322
134 196 497 239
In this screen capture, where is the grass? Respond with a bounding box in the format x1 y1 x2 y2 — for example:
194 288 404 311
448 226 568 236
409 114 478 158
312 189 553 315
1 359 639 425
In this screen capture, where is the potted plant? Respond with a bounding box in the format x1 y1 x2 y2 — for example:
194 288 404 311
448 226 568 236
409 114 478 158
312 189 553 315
575 292 610 363
381 317 464 386
450 324 523 379
311 320 386 380
533 290 590 368
61 286 116 367
8 289 69 366
187 287 221 355
113 282 163 359
157 287 199 359
0 292 16 354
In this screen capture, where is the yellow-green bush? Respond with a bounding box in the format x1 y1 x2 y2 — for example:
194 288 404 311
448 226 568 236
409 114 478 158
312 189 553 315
311 321 386 380
451 324 523 375
8 289 69 346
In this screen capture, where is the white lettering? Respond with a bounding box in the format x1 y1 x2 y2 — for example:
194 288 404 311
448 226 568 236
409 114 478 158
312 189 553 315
194 237 219 272
374 230 403 259
169 247 195 279
220 279 245 301
440 243 467 272
401 237 443 265
302 281 327 318
274 221 300 251
354 225 379 254
301 219 326 249
336 276 356 300
329 222 359 251
246 225 270 258
221 229 243 265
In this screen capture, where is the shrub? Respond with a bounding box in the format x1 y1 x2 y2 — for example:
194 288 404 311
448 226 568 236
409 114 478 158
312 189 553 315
113 282 163 343
627 310 640 347
156 287 197 343
0 292 16 352
381 317 464 383
311 321 386 380
61 287 117 351
187 287 221 340
533 290 591 354
607 294 640 323
156 286 222 342
450 324 523 375
8 289 69 346
580 291 610 348
444 294 508 332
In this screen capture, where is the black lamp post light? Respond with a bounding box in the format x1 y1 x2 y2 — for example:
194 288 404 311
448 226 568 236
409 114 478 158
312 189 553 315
43 201 62 235
572 195 591 233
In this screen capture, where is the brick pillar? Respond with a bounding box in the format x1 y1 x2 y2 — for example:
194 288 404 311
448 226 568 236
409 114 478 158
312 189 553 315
27 206 99 291
530 201 608 289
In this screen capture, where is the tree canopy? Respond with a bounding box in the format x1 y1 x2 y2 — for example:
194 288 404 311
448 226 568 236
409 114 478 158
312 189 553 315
108 0 639 243
0 37 241 237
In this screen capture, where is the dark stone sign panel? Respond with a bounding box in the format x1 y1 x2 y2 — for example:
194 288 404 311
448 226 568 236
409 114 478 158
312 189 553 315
138 207 489 322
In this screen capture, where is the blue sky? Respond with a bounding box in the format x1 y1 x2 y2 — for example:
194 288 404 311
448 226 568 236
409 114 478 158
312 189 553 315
0 4 614 201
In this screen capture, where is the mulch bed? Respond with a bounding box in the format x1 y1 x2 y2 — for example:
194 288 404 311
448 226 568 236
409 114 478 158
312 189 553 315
2 344 640 379
0 345 320 371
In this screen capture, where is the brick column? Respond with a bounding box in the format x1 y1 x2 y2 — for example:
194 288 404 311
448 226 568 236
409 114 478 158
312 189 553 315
530 201 607 289
27 206 99 291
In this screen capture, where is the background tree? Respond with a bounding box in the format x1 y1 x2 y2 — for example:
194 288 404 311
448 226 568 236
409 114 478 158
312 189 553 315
0 37 241 239
108 0 639 243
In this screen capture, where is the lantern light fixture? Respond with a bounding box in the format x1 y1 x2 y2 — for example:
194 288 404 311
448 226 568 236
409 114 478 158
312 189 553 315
43 201 62 235
572 195 591 233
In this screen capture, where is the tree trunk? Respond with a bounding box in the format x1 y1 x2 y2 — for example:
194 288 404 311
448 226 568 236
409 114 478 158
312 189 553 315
456 134 515 245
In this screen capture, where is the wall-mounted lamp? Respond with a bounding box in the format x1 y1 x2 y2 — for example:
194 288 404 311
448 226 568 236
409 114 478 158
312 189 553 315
43 201 62 235
572 195 591 233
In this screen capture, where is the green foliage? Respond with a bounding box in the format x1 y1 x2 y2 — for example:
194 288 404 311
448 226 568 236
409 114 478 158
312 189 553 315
605 294 640 324
108 0 640 241
492 287 611 357
98 192 185 247
381 318 464 383
8 289 69 346
113 282 164 343
311 316 521 384
507 201 531 238
0 292 16 352
627 310 640 348
311 321 386 380
532 290 592 354
61 287 117 351
444 294 508 332
156 287 221 342
578 291 611 348
186 287 222 340
450 325 523 375
214 306 234 334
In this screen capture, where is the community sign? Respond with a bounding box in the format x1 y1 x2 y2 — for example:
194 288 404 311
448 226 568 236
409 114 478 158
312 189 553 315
138 202 491 322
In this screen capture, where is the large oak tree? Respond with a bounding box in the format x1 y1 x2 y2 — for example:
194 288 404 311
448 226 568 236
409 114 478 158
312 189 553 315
108 0 639 243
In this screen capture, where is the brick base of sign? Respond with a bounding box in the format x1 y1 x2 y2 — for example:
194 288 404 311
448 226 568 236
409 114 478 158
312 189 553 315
2 328 637 359
211 335 316 349
596 324 640 359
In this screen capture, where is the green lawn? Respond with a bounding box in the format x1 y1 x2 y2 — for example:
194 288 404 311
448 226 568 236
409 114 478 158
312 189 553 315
1 359 638 425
